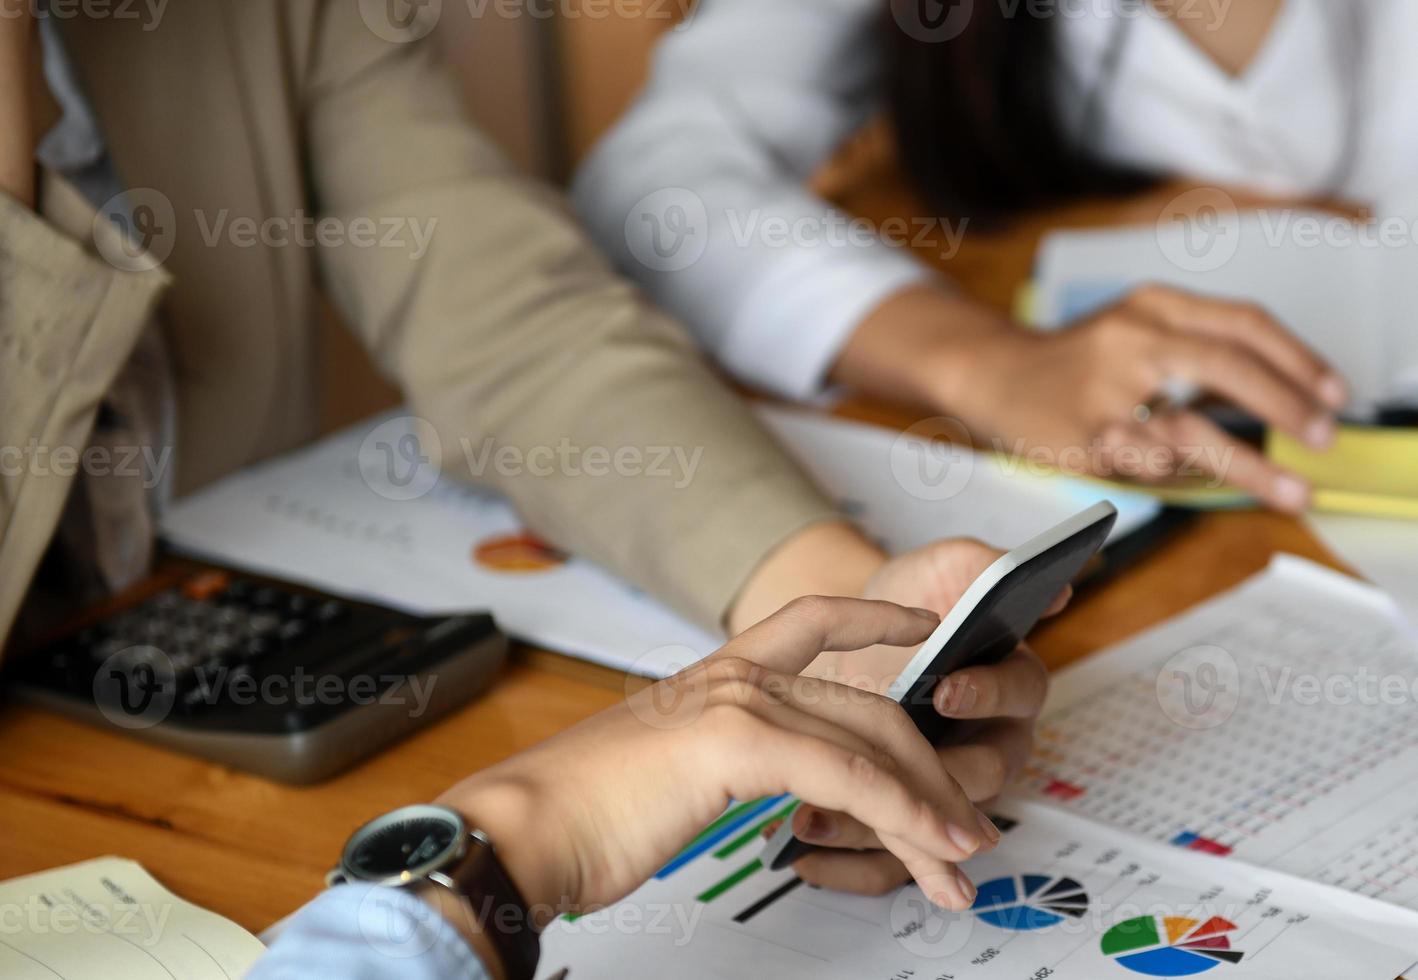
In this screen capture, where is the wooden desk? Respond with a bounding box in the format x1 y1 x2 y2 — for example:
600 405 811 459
0 181 1367 939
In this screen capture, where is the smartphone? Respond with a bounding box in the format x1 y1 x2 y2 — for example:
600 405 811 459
762 501 1118 872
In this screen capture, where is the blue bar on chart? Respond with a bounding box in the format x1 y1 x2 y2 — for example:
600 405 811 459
655 795 791 880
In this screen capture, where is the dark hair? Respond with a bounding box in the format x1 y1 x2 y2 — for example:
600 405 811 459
883 0 1156 226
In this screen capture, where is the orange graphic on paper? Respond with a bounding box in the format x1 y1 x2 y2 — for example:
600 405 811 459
473 533 568 573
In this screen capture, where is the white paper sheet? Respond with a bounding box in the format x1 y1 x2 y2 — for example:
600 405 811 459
160 407 1159 677
536 799 1418 979
1023 556 1418 909
1307 513 1418 626
0 858 265 979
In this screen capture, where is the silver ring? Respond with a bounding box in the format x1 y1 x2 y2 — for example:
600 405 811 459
1134 376 1201 425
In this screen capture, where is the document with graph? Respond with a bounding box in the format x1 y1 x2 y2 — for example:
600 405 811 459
536 799 1418 979
1021 555 1418 910
536 556 1418 977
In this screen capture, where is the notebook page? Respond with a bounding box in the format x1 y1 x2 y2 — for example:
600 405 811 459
0 857 265 979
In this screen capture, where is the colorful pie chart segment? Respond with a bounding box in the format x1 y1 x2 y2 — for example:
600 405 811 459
1102 915 1246 976
970 874 1089 931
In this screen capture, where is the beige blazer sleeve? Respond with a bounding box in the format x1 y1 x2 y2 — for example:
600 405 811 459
0 175 171 645
302 5 841 629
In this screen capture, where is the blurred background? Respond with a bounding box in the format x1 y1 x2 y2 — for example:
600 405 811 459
443 0 681 178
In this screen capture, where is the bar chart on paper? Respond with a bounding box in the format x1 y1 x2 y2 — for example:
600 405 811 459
535 801 1418 979
1020 557 1418 909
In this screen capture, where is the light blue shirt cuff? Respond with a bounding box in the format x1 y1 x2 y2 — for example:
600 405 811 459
247 884 488 979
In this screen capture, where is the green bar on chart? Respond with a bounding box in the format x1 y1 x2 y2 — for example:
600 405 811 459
697 859 763 903
714 802 800 860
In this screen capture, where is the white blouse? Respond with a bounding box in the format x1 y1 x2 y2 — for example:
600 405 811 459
572 0 1418 401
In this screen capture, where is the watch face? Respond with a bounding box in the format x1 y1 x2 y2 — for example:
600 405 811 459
343 804 465 883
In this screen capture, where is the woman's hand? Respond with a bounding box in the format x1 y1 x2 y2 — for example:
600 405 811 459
794 539 1058 894
835 284 1348 513
436 597 1000 925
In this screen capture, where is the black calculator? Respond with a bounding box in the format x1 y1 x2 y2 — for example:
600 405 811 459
6 564 507 783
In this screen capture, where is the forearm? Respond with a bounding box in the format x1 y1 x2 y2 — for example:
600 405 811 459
725 521 886 635
829 284 1019 422
402 273 848 630
310 11 857 631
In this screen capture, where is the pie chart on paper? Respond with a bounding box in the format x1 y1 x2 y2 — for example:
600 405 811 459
472 533 568 573
969 874 1090 931
1101 915 1246 976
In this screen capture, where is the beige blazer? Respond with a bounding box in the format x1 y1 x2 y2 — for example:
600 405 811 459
0 0 837 644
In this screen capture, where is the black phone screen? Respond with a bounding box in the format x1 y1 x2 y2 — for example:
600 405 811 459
897 513 1115 745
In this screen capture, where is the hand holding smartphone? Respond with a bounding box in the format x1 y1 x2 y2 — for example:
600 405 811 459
761 502 1118 871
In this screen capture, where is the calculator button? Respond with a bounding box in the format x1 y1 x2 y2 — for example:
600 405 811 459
207 632 239 658
240 637 276 661
286 595 313 616
220 664 254 696
176 684 215 716
210 604 240 626
278 619 309 645
247 612 281 636
168 650 205 675
142 619 173 641
182 601 219 626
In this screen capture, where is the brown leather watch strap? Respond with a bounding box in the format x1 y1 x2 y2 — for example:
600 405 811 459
433 830 541 980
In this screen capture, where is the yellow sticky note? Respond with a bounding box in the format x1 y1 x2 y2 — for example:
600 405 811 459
1014 282 1041 327
1269 426 1418 519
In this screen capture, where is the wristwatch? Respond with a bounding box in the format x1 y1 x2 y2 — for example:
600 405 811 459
328 803 541 980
